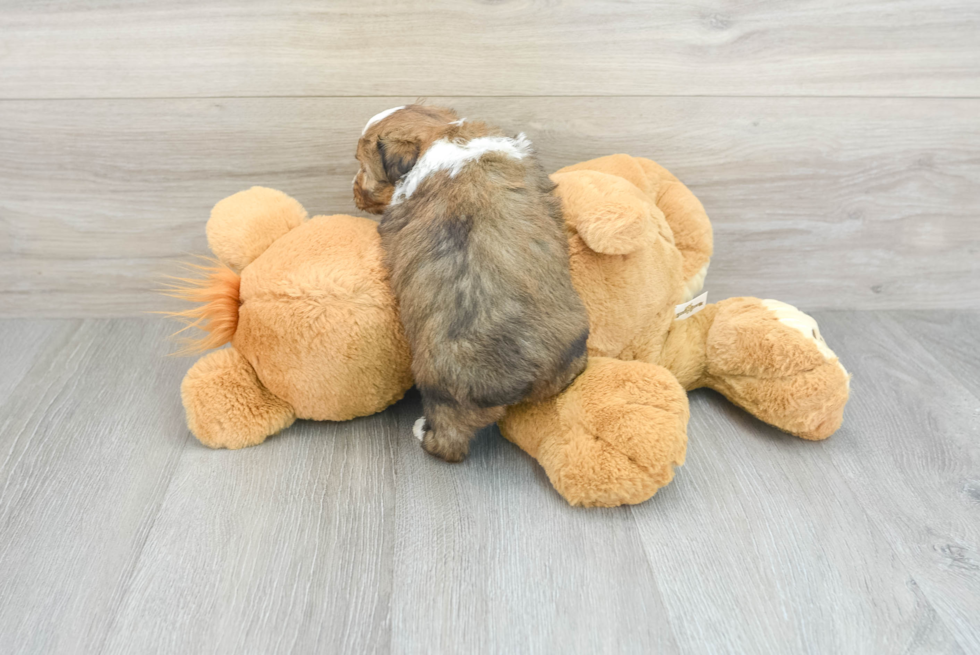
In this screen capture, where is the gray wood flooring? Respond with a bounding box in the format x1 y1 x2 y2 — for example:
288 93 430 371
1 312 978 654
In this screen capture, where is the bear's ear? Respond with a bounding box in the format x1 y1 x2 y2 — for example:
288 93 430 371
207 187 308 273
551 171 652 255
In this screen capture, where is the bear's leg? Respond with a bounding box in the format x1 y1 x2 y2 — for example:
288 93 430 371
499 357 689 507
662 297 850 440
181 347 296 449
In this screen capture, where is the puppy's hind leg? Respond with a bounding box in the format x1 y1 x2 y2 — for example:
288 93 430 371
416 394 505 463
527 328 590 404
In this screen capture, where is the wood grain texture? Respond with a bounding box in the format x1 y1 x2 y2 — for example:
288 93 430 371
0 319 62 402
2 96 978 317
1 314 979 653
812 312 980 652
0 319 189 654
1 0 978 99
102 416 398 655
631 388 967 654
624 309 980 653
387 391 679 655
887 310 980 402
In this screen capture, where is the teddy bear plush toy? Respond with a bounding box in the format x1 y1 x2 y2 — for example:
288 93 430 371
170 154 850 507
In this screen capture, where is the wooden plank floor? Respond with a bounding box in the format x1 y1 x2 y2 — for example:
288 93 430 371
1 312 977 654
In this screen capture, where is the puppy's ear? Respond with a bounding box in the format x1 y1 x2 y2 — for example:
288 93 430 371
378 138 419 184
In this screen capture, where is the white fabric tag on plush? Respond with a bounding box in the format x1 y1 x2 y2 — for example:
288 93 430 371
675 292 708 320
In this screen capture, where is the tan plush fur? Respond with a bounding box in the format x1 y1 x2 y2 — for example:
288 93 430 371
557 155 713 291
171 155 850 507
182 347 296 449
552 169 683 364
497 357 688 507
663 297 850 440
233 213 414 422
207 186 308 273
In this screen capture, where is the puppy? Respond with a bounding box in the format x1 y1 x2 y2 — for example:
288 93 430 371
354 105 589 462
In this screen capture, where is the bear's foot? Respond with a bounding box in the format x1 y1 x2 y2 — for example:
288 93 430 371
703 297 850 440
499 357 689 507
181 347 296 449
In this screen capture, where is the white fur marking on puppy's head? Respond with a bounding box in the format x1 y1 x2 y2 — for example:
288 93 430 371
412 416 427 441
362 106 406 135
391 133 533 204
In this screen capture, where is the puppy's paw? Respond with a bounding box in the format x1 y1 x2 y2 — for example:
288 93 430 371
412 416 427 441
421 428 469 463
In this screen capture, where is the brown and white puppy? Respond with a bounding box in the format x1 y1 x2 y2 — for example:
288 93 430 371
354 105 589 462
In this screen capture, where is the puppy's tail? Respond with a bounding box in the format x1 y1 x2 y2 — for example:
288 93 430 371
159 258 241 355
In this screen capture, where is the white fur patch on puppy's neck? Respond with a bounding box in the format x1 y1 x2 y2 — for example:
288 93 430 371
362 106 406 135
391 133 532 204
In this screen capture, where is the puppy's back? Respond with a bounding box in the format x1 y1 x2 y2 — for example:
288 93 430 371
380 138 588 408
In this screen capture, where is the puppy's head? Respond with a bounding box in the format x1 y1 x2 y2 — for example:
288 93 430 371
353 104 460 214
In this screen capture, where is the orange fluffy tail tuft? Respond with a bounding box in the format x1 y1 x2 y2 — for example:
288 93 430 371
160 258 241 355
